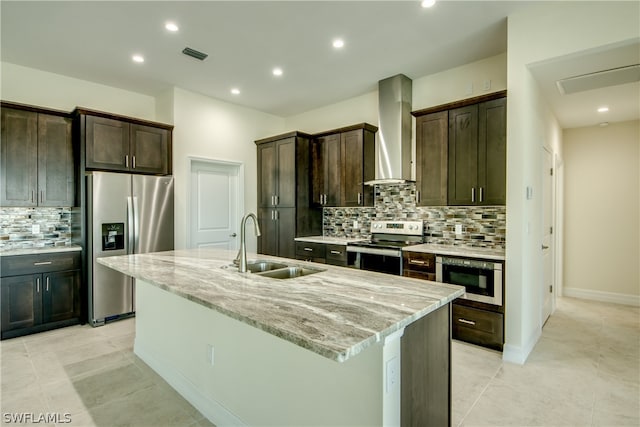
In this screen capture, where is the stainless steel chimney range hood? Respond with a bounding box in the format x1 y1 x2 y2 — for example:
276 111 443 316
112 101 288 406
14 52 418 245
364 74 414 186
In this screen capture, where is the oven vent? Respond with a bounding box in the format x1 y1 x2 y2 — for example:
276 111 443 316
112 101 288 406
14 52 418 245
182 47 208 61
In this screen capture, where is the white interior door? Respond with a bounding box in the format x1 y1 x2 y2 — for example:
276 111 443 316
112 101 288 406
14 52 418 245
189 159 241 250
542 147 555 324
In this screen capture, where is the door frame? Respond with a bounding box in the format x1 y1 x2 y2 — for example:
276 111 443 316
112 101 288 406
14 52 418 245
186 156 244 250
541 146 557 323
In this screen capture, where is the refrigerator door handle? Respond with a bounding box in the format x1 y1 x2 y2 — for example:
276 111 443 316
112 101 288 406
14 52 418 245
127 196 135 254
133 196 140 253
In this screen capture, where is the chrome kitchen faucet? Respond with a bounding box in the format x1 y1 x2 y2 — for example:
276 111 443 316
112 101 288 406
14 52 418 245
234 213 261 273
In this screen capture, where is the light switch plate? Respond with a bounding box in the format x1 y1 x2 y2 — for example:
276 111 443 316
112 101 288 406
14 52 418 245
455 224 463 235
32 224 40 234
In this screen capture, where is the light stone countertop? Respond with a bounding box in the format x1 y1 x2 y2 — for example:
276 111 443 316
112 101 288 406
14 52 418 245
404 243 505 261
0 245 82 257
98 248 464 363
294 236 367 245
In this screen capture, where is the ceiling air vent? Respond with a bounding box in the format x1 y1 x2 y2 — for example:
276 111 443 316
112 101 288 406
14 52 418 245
182 47 208 61
556 64 640 95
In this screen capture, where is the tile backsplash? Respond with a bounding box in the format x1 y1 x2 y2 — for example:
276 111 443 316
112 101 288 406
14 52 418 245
0 207 73 250
323 183 506 249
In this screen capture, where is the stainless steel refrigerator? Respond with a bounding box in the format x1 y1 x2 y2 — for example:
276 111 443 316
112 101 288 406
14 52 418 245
87 172 174 326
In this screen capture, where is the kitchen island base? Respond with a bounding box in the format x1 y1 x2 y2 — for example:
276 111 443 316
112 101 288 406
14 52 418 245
133 279 451 426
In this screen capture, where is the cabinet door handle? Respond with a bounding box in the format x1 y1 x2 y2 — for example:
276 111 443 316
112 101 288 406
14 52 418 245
409 259 426 265
46 277 50 292
125 155 129 168
275 195 279 205
416 190 421 203
330 250 342 255
479 187 484 202
36 277 40 293
271 211 274 220
34 261 52 266
274 210 279 220
303 247 314 252
31 190 35 203
323 194 327 205
271 196 274 206
357 193 362 205
132 156 136 169
458 318 476 326
471 187 476 203
40 191 44 203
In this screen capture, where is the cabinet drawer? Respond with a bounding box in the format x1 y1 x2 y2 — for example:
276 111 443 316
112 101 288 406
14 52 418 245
452 303 503 350
295 241 326 259
325 244 347 265
403 252 435 274
403 270 436 281
1 252 81 277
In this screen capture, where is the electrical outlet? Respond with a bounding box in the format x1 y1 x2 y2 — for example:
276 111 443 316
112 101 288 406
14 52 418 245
455 224 463 235
206 344 215 366
353 220 358 229
386 357 399 393
31 224 40 234
483 79 492 91
465 82 473 95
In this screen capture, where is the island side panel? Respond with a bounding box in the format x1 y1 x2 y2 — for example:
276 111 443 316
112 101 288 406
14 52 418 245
401 303 451 427
134 280 387 426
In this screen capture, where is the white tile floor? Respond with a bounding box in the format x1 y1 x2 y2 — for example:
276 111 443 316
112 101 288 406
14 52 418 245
1 297 638 426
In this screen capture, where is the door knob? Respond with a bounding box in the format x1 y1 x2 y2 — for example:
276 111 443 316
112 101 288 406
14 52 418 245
542 244 549 250
230 233 237 237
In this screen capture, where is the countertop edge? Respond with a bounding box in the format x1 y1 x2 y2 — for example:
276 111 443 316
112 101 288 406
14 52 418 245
0 245 83 257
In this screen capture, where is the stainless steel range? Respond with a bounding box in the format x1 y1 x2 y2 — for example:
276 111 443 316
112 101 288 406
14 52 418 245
347 220 424 275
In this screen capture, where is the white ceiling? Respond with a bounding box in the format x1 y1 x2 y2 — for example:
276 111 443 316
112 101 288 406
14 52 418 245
1 1 638 128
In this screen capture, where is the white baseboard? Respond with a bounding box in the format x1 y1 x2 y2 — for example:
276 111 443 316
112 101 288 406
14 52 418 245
502 327 541 365
134 339 246 427
563 287 640 307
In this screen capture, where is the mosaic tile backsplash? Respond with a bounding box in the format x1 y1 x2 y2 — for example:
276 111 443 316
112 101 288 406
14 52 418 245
323 183 506 249
0 207 73 250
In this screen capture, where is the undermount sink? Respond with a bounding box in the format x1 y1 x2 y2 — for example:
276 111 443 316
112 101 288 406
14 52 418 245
245 260 289 273
255 266 325 280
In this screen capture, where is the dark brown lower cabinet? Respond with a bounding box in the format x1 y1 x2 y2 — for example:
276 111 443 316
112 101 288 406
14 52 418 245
452 302 504 351
1 252 81 340
401 303 451 427
258 208 296 260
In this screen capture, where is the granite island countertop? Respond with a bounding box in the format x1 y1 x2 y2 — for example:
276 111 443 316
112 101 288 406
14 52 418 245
98 248 464 362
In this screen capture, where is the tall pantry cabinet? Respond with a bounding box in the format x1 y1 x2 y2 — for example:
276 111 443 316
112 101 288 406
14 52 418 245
256 132 320 259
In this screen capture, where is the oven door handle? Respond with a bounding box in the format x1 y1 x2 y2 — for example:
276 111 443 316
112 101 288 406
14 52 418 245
346 246 401 257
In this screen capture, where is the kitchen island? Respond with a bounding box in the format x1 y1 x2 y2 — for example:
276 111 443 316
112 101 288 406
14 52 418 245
98 248 464 427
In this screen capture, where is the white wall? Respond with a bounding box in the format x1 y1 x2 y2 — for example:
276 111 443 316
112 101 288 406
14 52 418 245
1 62 156 120
505 1 639 363
170 87 284 250
285 54 507 135
563 120 639 304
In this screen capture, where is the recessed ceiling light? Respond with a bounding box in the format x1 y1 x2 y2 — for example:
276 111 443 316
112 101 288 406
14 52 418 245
272 67 283 77
421 0 436 8
132 54 144 63
597 106 609 113
231 88 240 95
333 39 345 49
165 22 179 32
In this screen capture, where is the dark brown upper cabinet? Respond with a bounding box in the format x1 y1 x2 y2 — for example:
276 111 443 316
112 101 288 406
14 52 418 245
79 110 172 175
413 92 506 206
415 111 448 206
448 97 506 206
1 105 74 207
255 132 319 258
311 123 376 208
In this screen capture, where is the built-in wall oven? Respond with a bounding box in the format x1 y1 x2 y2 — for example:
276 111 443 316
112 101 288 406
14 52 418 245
436 256 503 306
347 220 424 276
